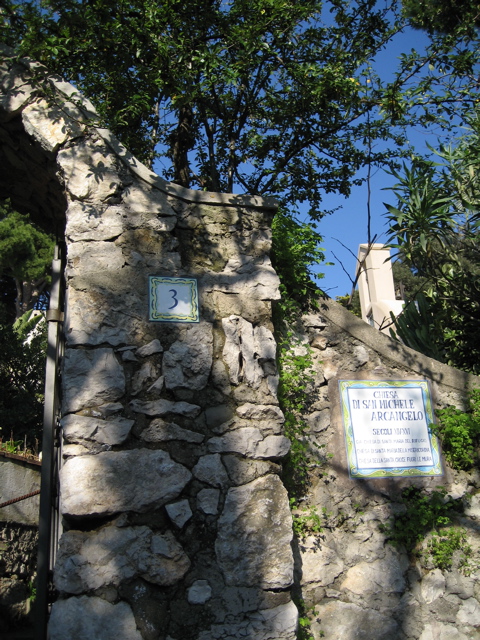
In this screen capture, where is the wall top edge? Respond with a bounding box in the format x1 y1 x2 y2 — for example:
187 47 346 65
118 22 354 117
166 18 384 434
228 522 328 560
98 129 279 211
0 44 279 212
317 296 480 394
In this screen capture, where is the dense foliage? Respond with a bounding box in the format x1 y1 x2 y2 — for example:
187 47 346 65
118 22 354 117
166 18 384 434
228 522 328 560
402 0 480 34
0 201 52 448
381 486 471 572
434 389 480 470
0 201 54 319
1 0 409 217
0 306 46 448
384 130 480 373
2 0 480 219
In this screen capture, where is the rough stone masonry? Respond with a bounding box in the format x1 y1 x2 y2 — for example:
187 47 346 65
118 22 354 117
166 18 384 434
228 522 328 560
0 47 298 639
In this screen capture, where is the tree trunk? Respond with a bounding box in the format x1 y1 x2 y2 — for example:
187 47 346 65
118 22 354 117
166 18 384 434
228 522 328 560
169 105 194 188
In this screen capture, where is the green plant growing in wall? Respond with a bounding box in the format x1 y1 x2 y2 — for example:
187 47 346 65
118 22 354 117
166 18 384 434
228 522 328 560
381 486 471 572
277 331 319 498
433 389 480 470
290 498 323 539
294 599 320 640
427 528 472 572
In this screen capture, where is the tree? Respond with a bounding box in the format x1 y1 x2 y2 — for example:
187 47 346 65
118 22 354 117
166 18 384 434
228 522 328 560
2 0 480 308
384 127 480 373
0 201 52 448
0 0 423 219
0 201 54 319
402 0 480 35
0 304 47 448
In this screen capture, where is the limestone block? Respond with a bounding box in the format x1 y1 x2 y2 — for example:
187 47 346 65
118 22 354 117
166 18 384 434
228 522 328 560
457 597 480 627
57 139 121 201
141 419 204 444
197 488 220 515
267 374 279 396
419 622 468 640
205 404 234 429
236 403 284 422
130 399 201 418
60 450 191 517
131 361 158 396
66 240 126 276
122 183 176 217
122 349 138 362
207 428 263 457
310 333 328 350
62 443 90 458
165 499 193 528
445 572 475 599
222 315 277 389
147 376 165 395
62 348 125 413
205 290 272 325
204 255 280 301
192 454 229 488
61 414 134 446
298 536 344 588
54 526 190 593
198 203 240 226
198 601 298 640
209 359 232 395
222 456 280 485
65 288 144 347
236 403 285 434
305 409 330 433
0 65 38 114
354 344 369 367
66 202 125 241
22 97 86 152
48 596 142 640
338 525 389 565
322 358 339 380
207 429 289 459
340 550 407 595
187 580 212 604
311 601 399 640
222 316 267 388
163 323 213 391
421 569 445 604
254 435 290 459
87 402 124 418
215 475 294 589
136 339 163 357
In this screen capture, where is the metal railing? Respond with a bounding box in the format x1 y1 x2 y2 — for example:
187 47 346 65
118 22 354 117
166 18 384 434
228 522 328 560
35 245 65 640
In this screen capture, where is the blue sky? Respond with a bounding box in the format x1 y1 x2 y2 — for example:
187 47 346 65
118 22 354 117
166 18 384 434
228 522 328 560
149 18 469 299
313 27 450 298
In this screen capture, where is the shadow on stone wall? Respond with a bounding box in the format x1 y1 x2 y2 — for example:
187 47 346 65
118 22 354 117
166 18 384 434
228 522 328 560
291 304 480 640
0 47 298 640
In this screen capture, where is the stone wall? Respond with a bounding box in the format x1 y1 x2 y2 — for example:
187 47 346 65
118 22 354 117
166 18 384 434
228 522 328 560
3 47 480 640
0 456 40 633
0 521 38 633
0 48 298 640
293 299 480 640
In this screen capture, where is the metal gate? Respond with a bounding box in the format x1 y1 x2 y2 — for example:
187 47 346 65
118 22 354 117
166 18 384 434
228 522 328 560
35 244 65 640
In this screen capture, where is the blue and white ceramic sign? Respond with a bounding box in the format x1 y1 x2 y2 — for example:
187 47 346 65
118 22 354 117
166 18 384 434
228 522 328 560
339 379 443 479
149 276 199 323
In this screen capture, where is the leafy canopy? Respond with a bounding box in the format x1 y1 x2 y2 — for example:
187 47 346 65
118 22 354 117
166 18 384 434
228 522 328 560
0 200 54 318
2 0 468 217
2 0 480 310
384 122 480 373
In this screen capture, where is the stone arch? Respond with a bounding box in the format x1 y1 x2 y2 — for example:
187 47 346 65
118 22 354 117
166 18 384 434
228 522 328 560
0 47 298 640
